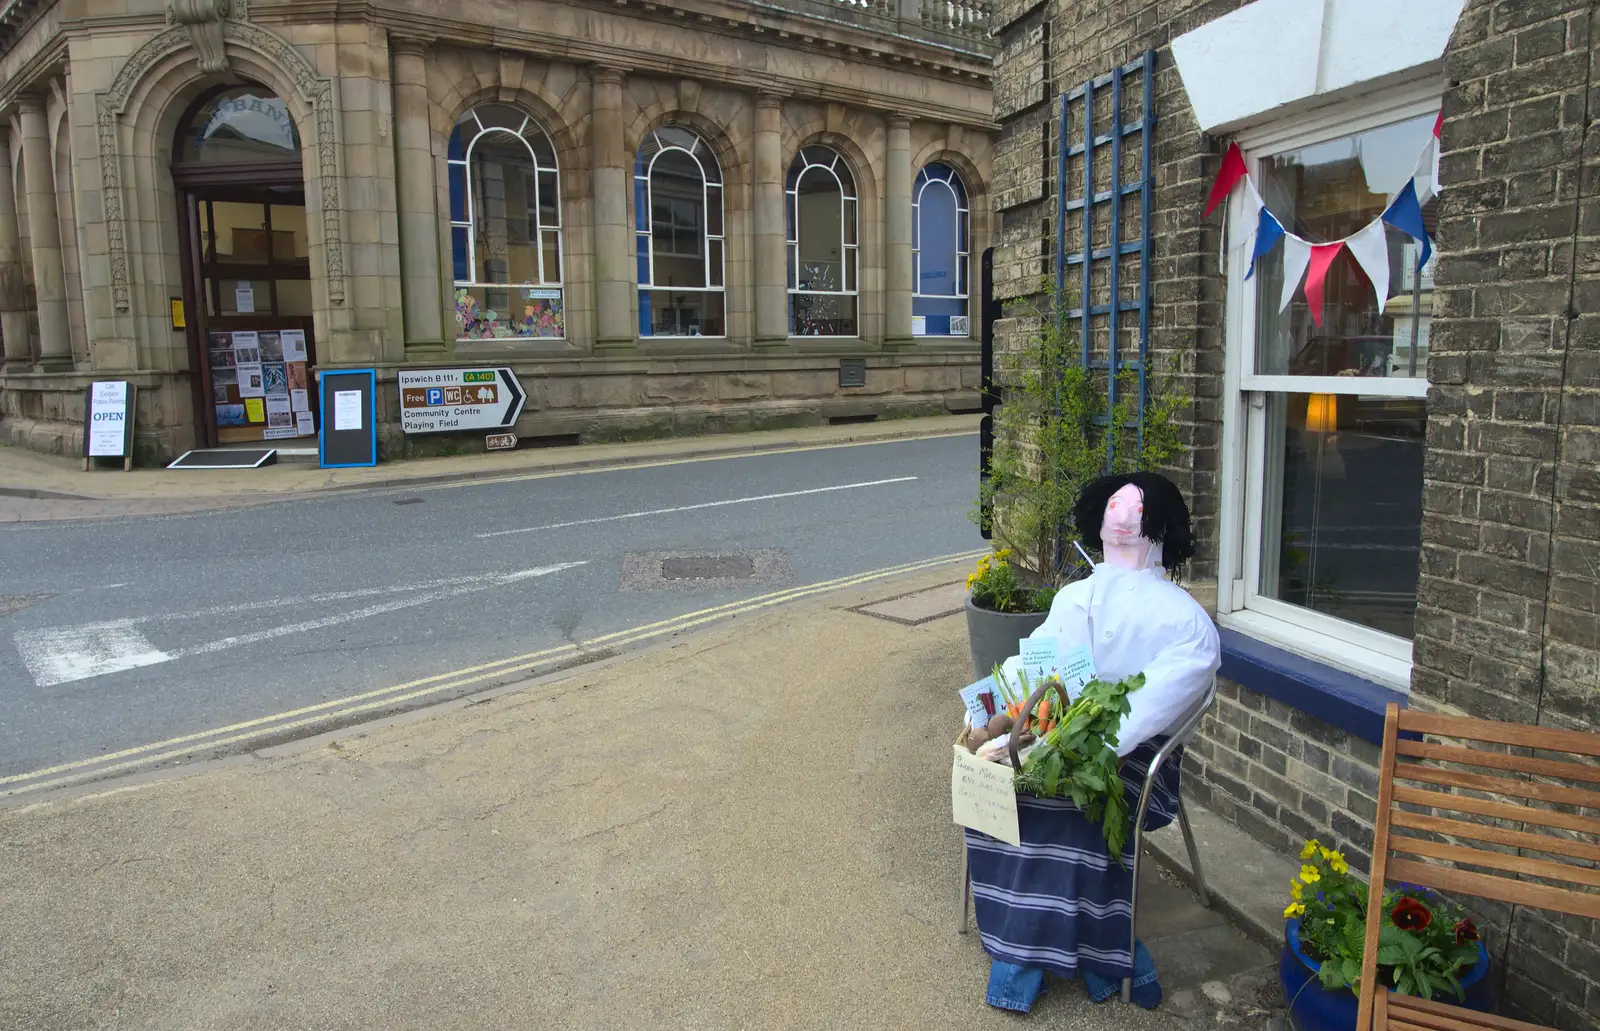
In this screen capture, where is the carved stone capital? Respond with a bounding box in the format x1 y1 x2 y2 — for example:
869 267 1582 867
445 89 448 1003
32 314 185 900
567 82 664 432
887 113 912 130
755 91 785 110
390 35 433 58
167 0 231 74
14 94 46 118
591 66 626 87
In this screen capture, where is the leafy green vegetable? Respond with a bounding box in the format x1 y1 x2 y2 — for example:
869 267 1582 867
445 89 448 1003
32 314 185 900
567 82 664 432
1011 673 1145 863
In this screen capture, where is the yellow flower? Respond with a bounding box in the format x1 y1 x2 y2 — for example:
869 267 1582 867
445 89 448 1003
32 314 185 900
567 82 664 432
1290 881 1303 901
1300 839 1321 860
1328 853 1349 875
1300 865 1321 884
1284 903 1306 918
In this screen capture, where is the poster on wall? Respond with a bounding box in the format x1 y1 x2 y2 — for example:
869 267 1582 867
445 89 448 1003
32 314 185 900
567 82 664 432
334 390 363 431
235 282 256 314
265 396 293 429
290 388 309 412
244 398 265 423
232 331 261 365
287 363 307 390
263 363 288 396
260 332 284 362
217 404 247 427
295 411 316 436
238 363 265 398
281 330 308 363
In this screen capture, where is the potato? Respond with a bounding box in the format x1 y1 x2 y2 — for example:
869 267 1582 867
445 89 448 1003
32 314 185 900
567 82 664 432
986 713 1013 736
966 728 990 752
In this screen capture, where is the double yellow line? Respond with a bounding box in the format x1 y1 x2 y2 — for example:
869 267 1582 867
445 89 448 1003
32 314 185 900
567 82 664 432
1 550 982 800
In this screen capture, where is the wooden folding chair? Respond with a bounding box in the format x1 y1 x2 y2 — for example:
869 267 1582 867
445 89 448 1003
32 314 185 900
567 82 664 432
1357 703 1600 1031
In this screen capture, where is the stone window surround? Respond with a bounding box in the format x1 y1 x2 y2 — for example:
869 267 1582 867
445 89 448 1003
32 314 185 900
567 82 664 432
1213 80 1444 696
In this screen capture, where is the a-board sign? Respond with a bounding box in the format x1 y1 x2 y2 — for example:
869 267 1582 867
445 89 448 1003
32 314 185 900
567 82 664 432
397 367 525 434
318 368 376 468
485 432 518 451
83 380 136 471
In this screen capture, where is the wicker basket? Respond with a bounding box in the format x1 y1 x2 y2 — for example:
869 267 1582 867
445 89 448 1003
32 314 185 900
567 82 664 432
955 679 1069 769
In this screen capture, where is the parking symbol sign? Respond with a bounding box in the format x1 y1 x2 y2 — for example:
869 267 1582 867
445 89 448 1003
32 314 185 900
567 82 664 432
426 387 444 406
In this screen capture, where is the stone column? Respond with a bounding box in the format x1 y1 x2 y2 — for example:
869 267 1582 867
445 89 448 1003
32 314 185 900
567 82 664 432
752 92 788 348
391 37 445 351
0 131 30 368
590 67 634 351
884 114 914 348
18 96 69 369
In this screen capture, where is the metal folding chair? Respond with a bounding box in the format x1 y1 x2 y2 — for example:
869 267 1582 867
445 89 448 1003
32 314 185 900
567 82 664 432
955 677 1216 1006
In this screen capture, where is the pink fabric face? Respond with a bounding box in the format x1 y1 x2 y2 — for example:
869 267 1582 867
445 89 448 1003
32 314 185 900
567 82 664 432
1101 483 1159 570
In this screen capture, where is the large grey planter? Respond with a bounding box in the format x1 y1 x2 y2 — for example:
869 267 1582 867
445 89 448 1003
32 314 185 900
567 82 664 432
964 595 1050 682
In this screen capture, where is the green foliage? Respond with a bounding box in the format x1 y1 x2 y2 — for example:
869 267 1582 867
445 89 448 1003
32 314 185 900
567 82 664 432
966 548 1056 614
975 280 1189 581
1287 839 1481 1002
1010 673 1145 863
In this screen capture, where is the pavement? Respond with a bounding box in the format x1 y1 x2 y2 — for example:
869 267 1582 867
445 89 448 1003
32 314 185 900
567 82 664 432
0 564 1284 1031
0 414 981 521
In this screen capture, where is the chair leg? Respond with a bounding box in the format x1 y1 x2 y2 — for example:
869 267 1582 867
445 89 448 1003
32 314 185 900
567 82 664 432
1123 822 1144 1004
1178 795 1210 908
958 839 971 934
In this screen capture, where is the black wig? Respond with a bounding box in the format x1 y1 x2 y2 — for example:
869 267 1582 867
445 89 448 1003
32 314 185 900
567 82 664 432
1072 471 1196 578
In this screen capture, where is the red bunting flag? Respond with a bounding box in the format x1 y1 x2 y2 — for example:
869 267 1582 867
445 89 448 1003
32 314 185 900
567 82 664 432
1203 142 1248 218
1433 111 1443 138
1304 242 1344 327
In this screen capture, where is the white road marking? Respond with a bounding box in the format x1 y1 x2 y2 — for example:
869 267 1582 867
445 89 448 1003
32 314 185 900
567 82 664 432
131 571 561 624
475 476 920 538
13 563 586 688
14 622 171 688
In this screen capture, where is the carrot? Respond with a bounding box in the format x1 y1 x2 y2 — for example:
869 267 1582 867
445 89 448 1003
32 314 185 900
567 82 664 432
1038 698 1051 723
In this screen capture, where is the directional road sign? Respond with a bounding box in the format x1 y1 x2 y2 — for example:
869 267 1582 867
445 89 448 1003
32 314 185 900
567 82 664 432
397 367 526 434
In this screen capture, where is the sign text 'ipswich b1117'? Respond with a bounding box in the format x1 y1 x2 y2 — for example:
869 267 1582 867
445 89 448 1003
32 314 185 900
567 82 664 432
397 367 526 435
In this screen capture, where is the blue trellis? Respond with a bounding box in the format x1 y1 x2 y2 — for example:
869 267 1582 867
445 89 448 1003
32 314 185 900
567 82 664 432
1054 50 1157 471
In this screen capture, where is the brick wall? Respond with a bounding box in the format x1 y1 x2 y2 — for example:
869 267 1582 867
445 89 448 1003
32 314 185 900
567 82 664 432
1416 1 1600 1025
994 0 1600 1025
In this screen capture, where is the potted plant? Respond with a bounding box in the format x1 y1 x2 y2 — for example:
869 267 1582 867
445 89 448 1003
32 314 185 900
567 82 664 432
964 549 1055 679
1279 839 1492 1031
966 284 1187 678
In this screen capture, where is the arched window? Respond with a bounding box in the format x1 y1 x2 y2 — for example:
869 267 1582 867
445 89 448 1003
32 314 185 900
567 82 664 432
635 127 724 337
913 163 969 337
447 105 564 339
178 86 300 165
786 146 857 337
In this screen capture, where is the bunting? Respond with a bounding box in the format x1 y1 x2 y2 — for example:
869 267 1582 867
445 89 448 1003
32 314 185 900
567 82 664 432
1204 121 1439 318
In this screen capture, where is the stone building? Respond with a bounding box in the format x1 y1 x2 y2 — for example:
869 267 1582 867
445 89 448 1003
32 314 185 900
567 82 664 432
994 0 1598 1022
0 0 995 461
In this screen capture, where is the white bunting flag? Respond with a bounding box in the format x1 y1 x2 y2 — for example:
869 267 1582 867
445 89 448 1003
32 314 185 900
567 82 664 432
1345 218 1393 315
1280 235 1312 314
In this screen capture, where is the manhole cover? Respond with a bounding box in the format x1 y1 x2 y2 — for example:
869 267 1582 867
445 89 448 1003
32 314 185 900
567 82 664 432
620 549 794 592
662 555 754 579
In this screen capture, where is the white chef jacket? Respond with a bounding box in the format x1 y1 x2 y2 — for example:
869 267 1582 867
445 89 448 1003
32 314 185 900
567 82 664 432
997 562 1221 757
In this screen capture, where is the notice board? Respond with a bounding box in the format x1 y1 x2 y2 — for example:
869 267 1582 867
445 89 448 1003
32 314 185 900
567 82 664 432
318 368 376 468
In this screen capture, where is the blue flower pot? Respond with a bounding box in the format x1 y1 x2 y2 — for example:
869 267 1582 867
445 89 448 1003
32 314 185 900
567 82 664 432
1279 918 1492 1031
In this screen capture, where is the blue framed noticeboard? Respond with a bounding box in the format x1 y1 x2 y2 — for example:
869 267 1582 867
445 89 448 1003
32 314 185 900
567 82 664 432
318 368 377 468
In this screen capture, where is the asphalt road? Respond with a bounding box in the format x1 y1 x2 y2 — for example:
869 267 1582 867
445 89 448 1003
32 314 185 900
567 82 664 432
0 433 980 780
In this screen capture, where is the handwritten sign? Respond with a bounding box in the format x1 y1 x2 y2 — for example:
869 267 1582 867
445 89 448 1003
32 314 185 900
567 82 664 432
952 745 1021 846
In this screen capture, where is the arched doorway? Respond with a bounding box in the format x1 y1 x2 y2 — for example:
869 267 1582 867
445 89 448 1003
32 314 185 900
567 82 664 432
173 84 317 447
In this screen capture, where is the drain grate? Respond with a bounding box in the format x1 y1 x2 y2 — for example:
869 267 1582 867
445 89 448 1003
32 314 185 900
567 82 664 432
662 555 754 579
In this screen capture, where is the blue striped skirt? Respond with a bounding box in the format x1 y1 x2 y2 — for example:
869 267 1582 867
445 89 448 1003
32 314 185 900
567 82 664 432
964 741 1182 982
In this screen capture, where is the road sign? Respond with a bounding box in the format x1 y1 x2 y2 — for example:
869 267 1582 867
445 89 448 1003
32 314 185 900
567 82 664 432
397 367 525 435
486 432 518 451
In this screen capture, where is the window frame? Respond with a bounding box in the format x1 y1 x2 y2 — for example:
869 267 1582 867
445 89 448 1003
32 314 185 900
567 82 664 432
912 162 970 337
634 127 725 339
786 146 859 338
1216 82 1442 693
447 105 565 340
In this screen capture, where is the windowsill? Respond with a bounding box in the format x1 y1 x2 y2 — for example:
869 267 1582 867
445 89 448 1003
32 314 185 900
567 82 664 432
1217 627 1409 744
